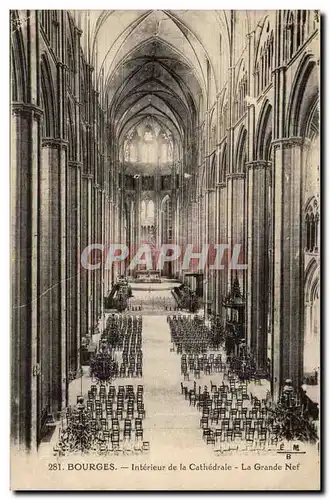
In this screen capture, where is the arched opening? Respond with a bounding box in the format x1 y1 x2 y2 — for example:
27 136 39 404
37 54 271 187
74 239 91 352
67 99 76 161
160 195 173 276
220 142 227 183
255 100 272 161
235 126 247 172
252 101 273 370
286 54 319 138
304 260 320 385
299 67 320 394
10 11 27 102
140 198 155 244
40 53 56 138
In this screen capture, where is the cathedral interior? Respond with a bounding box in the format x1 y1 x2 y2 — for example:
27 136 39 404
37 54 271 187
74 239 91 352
11 10 320 456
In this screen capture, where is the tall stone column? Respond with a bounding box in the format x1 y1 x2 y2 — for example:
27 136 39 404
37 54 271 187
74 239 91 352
100 187 105 319
198 192 204 255
58 140 68 410
11 102 43 451
87 174 93 334
245 101 256 350
39 142 52 424
39 139 68 419
74 24 82 372
109 199 114 284
81 172 93 338
272 137 305 398
246 161 271 368
214 181 220 315
207 187 216 313
67 160 82 371
203 189 209 318
129 200 135 276
226 172 246 306
57 6 69 404
215 182 227 318
92 184 98 327
225 51 235 297
76 160 81 370
104 196 110 291
177 196 182 278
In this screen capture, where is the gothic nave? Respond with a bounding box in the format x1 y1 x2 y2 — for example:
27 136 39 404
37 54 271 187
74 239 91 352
11 10 320 461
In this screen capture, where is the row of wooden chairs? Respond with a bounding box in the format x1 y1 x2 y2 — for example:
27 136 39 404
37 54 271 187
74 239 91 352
168 316 214 355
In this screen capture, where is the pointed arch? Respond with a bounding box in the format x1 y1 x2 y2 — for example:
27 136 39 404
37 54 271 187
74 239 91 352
209 105 217 153
235 126 248 173
209 154 216 187
141 200 147 220
10 11 28 102
286 53 319 137
40 53 56 138
304 197 319 253
305 257 319 301
67 98 76 161
161 193 170 209
220 142 227 183
255 99 272 160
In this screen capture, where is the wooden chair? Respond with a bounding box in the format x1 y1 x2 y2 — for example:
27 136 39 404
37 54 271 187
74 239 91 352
225 429 234 441
135 429 143 440
206 434 216 445
245 429 255 448
233 429 243 441
200 416 209 429
142 441 150 452
221 418 230 431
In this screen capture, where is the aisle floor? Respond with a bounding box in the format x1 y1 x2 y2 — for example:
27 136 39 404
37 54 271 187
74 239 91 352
40 312 275 460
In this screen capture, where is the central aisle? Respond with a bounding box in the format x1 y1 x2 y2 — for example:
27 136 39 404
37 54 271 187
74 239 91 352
142 315 213 459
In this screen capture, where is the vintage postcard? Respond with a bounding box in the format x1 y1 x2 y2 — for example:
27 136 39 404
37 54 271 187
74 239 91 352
10 10 320 490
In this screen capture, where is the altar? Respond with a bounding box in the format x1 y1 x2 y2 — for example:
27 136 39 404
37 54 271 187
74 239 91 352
135 270 161 283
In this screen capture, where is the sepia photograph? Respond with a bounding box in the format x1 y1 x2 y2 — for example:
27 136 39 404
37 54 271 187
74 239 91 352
10 9 320 490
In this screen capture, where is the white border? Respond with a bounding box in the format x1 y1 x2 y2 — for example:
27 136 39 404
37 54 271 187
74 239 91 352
1 3 328 498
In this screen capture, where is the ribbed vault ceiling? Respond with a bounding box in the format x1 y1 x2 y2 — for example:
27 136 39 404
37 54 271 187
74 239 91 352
74 10 235 173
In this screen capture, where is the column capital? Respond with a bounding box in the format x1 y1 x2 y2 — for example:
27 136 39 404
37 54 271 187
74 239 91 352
72 95 80 105
86 62 94 73
272 65 287 75
68 160 82 169
94 183 104 192
272 137 305 150
57 61 69 72
226 172 246 179
82 172 93 180
246 160 272 170
74 26 83 37
216 182 226 188
42 137 68 149
11 102 43 120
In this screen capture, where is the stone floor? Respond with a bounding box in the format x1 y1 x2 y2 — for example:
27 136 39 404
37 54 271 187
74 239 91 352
40 309 273 459
35 288 319 490
140 315 209 455
65 314 216 456
39 283 317 462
